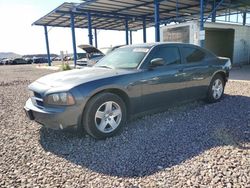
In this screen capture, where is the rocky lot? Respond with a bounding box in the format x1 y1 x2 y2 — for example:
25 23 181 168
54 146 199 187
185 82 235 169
0 65 249 187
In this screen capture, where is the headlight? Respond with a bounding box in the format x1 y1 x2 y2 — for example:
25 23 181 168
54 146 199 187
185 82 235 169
44 92 75 106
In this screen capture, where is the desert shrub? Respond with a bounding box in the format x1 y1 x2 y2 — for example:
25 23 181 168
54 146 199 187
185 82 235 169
61 63 71 71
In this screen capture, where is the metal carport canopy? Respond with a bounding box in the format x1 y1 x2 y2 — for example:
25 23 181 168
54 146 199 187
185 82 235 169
33 2 154 31
33 0 249 31
33 0 250 67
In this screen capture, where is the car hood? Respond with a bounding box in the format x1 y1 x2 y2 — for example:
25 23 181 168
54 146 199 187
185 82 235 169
78 44 103 54
29 67 137 93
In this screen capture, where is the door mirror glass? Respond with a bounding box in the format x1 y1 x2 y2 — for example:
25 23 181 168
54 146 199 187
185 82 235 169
150 58 164 67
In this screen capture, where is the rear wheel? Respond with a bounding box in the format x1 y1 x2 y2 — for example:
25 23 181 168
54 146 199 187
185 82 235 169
207 74 225 103
83 92 126 139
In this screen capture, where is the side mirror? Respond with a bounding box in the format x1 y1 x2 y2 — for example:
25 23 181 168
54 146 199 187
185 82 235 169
150 58 164 68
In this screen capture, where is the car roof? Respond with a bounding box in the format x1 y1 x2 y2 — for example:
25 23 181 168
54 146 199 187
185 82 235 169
120 42 201 49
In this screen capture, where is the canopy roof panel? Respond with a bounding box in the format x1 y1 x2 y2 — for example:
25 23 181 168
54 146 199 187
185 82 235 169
33 0 250 30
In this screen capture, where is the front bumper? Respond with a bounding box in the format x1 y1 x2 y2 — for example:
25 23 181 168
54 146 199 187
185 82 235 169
76 61 87 66
24 98 82 130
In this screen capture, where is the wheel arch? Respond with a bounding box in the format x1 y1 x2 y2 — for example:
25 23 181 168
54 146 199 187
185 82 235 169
82 88 131 120
206 70 227 103
211 70 228 84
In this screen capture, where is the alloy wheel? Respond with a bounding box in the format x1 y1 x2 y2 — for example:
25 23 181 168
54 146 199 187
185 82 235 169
94 101 122 133
212 79 223 100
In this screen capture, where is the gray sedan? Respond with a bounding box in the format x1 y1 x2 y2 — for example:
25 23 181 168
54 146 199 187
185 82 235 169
24 43 231 139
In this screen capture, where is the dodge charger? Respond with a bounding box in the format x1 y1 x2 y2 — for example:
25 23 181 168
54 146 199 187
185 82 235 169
24 43 231 139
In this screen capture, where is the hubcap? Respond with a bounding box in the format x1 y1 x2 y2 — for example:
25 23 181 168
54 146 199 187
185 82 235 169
95 101 122 133
212 79 223 100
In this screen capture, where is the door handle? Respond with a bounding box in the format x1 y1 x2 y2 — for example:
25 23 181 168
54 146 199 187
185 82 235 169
178 69 184 73
174 69 185 77
151 77 159 81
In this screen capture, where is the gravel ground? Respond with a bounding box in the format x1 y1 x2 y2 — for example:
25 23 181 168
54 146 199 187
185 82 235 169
0 65 249 187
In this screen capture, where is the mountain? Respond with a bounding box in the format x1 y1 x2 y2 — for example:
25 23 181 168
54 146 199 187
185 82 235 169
0 52 21 59
23 54 58 58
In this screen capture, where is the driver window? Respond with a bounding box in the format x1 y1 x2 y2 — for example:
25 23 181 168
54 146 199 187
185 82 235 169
151 46 181 65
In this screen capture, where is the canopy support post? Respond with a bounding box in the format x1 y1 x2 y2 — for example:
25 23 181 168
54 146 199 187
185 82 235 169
130 31 133 45
243 12 246 26
200 0 205 47
44 26 51 66
70 13 77 67
125 18 129 45
212 0 216 22
143 17 147 43
205 0 224 22
88 12 93 45
154 0 160 42
94 28 98 48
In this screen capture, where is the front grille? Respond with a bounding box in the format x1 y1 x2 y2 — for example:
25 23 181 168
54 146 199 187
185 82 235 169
32 91 44 107
36 100 44 107
34 92 42 98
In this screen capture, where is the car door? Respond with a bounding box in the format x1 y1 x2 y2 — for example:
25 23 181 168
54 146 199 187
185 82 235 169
141 45 186 110
180 45 212 100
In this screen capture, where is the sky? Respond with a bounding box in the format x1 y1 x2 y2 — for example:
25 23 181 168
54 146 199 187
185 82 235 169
0 0 155 55
0 0 248 55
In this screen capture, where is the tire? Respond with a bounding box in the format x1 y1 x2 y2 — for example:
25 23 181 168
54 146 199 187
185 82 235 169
207 74 225 103
82 92 127 139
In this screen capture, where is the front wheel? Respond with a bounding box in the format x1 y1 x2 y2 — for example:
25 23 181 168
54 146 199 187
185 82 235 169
207 74 225 103
82 93 127 139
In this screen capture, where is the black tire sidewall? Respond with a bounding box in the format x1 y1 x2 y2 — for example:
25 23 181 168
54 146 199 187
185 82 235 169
207 74 225 103
83 93 127 139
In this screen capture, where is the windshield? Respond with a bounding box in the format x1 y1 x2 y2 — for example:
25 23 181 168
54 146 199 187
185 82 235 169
77 53 86 59
95 47 150 69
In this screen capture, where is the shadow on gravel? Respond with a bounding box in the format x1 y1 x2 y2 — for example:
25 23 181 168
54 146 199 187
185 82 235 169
39 94 250 177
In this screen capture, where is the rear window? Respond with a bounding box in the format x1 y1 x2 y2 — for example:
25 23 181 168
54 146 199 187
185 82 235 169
183 47 206 63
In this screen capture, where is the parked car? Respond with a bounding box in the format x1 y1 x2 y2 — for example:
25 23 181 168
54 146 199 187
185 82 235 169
52 56 61 61
24 43 231 139
32 57 49 64
1 58 12 65
11 58 27 65
77 44 104 66
68 53 87 61
0 58 6 65
63 56 72 61
24 58 33 64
